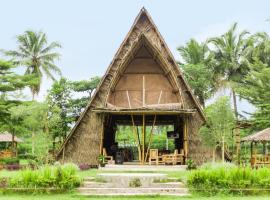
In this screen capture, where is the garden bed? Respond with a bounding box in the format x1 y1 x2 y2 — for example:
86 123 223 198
188 165 270 195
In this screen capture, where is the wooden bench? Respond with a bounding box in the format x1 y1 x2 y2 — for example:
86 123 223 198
251 155 270 168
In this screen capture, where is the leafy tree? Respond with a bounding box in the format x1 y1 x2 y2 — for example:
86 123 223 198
200 97 235 162
69 76 101 119
9 102 48 154
47 78 73 142
3 30 61 99
0 59 38 150
237 61 270 130
178 39 216 107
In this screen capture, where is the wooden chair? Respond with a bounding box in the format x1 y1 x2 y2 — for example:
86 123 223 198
149 149 159 165
162 149 184 165
103 148 113 164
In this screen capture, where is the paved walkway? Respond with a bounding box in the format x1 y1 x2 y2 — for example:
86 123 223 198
100 164 187 171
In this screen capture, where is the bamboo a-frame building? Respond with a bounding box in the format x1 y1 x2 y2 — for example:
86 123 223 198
57 8 212 165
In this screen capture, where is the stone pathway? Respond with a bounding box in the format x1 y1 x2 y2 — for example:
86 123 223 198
78 173 189 196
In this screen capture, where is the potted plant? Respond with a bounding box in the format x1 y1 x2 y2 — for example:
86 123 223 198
98 155 106 167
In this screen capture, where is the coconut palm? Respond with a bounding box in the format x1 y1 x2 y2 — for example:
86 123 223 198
208 23 252 119
178 39 217 107
208 23 253 161
3 30 61 100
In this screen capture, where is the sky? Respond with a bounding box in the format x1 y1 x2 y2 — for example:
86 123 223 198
1 0 270 116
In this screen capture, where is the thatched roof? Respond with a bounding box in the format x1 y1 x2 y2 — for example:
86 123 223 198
0 132 23 142
241 128 270 142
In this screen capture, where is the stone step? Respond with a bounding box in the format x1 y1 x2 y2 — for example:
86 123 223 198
82 181 185 188
96 173 167 187
83 177 95 182
78 187 189 196
153 182 186 188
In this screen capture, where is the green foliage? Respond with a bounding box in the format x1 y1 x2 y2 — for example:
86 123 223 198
186 159 197 170
200 97 235 148
129 178 142 188
3 30 61 97
236 61 270 130
188 166 270 195
47 78 73 142
178 39 216 107
0 158 19 165
0 60 38 127
69 76 101 119
8 164 81 192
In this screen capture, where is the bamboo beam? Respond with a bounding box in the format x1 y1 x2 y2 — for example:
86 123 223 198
142 114 146 164
145 115 157 163
126 90 132 108
158 90 163 104
99 116 105 155
142 76 146 107
131 115 141 162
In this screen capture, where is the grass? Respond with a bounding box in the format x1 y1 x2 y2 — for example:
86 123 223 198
0 194 270 200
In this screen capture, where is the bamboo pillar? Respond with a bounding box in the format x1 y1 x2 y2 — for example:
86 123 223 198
145 115 157 163
142 114 146 165
183 117 188 162
131 115 141 162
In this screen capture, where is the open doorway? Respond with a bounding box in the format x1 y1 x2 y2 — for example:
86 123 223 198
102 114 186 165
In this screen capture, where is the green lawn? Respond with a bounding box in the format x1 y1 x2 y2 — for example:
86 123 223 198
0 194 270 200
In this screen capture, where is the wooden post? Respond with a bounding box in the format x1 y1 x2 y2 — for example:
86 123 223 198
142 114 146 165
142 76 145 107
145 115 157 163
183 118 188 162
131 115 141 162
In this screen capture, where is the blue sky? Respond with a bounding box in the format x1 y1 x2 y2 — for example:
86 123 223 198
1 0 270 115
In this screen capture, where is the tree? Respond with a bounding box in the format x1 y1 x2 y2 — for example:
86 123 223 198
70 76 101 119
200 97 235 162
208 23 252 119
9 102 48 154
178 39 216 107
3 30 61 99
208 23 252 159
47 78 73 142
0 59 38 151
237 61 270 130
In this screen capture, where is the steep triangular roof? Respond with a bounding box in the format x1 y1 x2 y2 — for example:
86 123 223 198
57 8 205 156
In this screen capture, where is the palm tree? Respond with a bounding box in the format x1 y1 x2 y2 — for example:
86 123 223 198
208 23 252 161
178 39 217 107
4 30 61 100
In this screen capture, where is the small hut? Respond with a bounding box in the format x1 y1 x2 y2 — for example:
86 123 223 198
242 128 270 167
57 8 212 166
0 131 23 158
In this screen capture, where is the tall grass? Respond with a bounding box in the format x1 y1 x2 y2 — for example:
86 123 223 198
8 163 81 192
188 165 270 195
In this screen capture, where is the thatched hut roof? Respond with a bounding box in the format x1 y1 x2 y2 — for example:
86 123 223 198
241 128 270 142
0 131 23 143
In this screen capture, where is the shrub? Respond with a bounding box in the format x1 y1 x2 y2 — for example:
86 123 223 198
187 166 270 195
8 163 81 192
186 159 197 170
0 157 19 165
129 178 142 188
